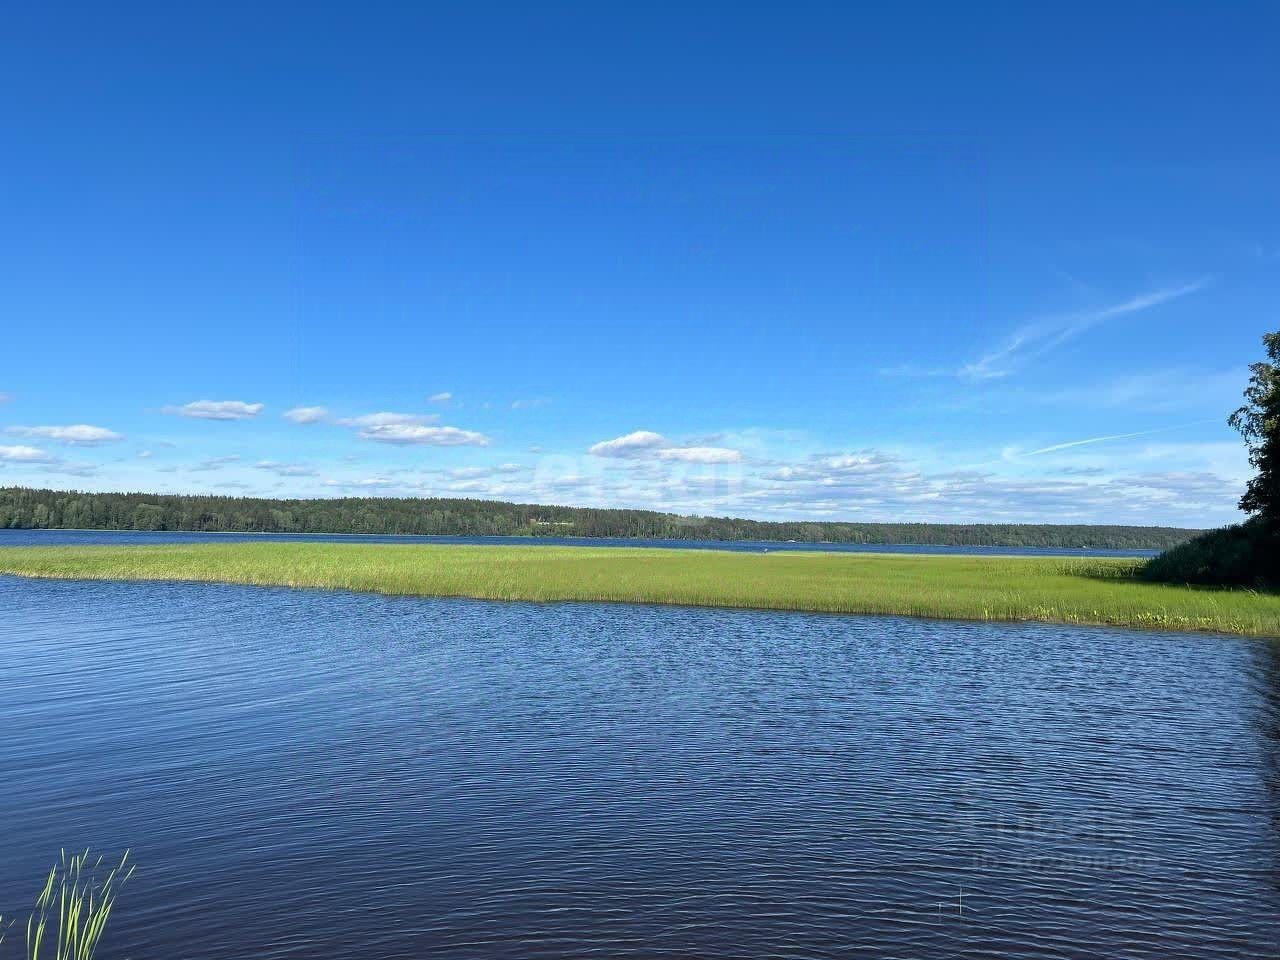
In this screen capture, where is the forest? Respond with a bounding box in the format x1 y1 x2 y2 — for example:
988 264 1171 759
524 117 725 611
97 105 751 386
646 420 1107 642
0 486 1199 549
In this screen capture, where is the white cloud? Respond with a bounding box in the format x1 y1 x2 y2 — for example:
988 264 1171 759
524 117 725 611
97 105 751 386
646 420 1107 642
336 412 439 428
494 433 1238 526
767 451 901 481
332 410 487 447
654 446 744 464
240 438 1245 526
588 431 670 458
0 444 93 473
164 400 265 420
358 424 491 446
283 406 329 424
511 397 548 410
254 460 318 477
825 452 901 472
428 392 453 403
0 444 54 463
589 430 744 464
960 280 1208 381
0 392 12 403
6 424 124 445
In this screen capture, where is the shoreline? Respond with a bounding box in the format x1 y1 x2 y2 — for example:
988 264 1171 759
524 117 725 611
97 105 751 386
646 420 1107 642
1 542 1276 637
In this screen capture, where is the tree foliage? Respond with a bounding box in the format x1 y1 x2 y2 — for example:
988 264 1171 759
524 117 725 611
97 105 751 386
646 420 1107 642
1145 329 1280 587
1228 330 1280 524
0 486 1197 549
1140 517 1280 587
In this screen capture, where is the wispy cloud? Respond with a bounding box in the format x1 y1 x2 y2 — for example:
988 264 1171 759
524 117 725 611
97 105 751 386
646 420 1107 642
1021 368 1245 413
254 460 318 477
961 280 1209 380
164 400 265 420
428 392 453 404
6 424 124 445
283 406 328 424
511 397 549 410
445 463 525 479
655 446 744 464
0 392 12 404
188 455 241 472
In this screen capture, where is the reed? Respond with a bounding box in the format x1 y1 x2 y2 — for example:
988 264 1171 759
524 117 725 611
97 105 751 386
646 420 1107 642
1 542 1278 636
20 849 132 960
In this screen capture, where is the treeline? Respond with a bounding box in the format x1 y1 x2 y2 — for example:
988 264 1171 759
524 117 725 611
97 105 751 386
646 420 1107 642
0 487 1198 549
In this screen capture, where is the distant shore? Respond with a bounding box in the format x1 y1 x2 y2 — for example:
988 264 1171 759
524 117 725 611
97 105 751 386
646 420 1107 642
0 527 1162 559
1 487 1201 551
1 542 1275 637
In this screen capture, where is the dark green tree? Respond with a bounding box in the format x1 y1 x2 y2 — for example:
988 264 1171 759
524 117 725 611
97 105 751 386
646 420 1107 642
1143 329 1280 586
0 486 1199 549
1228 330 1280 526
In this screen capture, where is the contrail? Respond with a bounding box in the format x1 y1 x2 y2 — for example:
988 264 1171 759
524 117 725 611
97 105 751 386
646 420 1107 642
962 278 1211 380
1024 419 1217 456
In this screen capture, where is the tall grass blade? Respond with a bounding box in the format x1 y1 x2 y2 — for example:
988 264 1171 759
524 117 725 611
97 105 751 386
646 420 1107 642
23 849 133 960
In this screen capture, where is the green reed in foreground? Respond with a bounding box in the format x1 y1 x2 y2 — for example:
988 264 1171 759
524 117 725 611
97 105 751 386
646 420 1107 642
1 542 1278 636
18 850 132 960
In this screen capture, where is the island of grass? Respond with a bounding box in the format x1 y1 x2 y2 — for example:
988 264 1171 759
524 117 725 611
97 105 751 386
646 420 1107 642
2 542 1279 637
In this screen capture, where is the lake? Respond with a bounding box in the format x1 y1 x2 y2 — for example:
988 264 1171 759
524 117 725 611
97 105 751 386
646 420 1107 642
0 528 1159 556
3 575 1277 958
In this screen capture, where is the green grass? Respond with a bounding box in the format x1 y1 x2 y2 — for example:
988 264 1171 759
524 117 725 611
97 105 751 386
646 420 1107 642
1 542 1279 636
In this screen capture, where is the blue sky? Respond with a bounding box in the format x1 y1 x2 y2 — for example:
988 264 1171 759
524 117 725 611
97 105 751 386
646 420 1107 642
1 2 1276 526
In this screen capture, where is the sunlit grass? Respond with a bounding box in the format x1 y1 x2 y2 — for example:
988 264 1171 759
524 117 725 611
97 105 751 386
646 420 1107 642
1 542 1278 636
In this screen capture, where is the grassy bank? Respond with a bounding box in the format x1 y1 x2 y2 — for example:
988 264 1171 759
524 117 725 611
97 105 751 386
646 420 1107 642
1 542 1278 636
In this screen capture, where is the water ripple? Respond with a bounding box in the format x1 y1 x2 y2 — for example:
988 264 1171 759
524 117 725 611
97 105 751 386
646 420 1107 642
1 576 1278 958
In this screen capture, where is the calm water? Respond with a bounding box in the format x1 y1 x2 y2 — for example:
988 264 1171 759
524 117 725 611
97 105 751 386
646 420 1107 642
0 528 1159 557
3 576 1278 958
